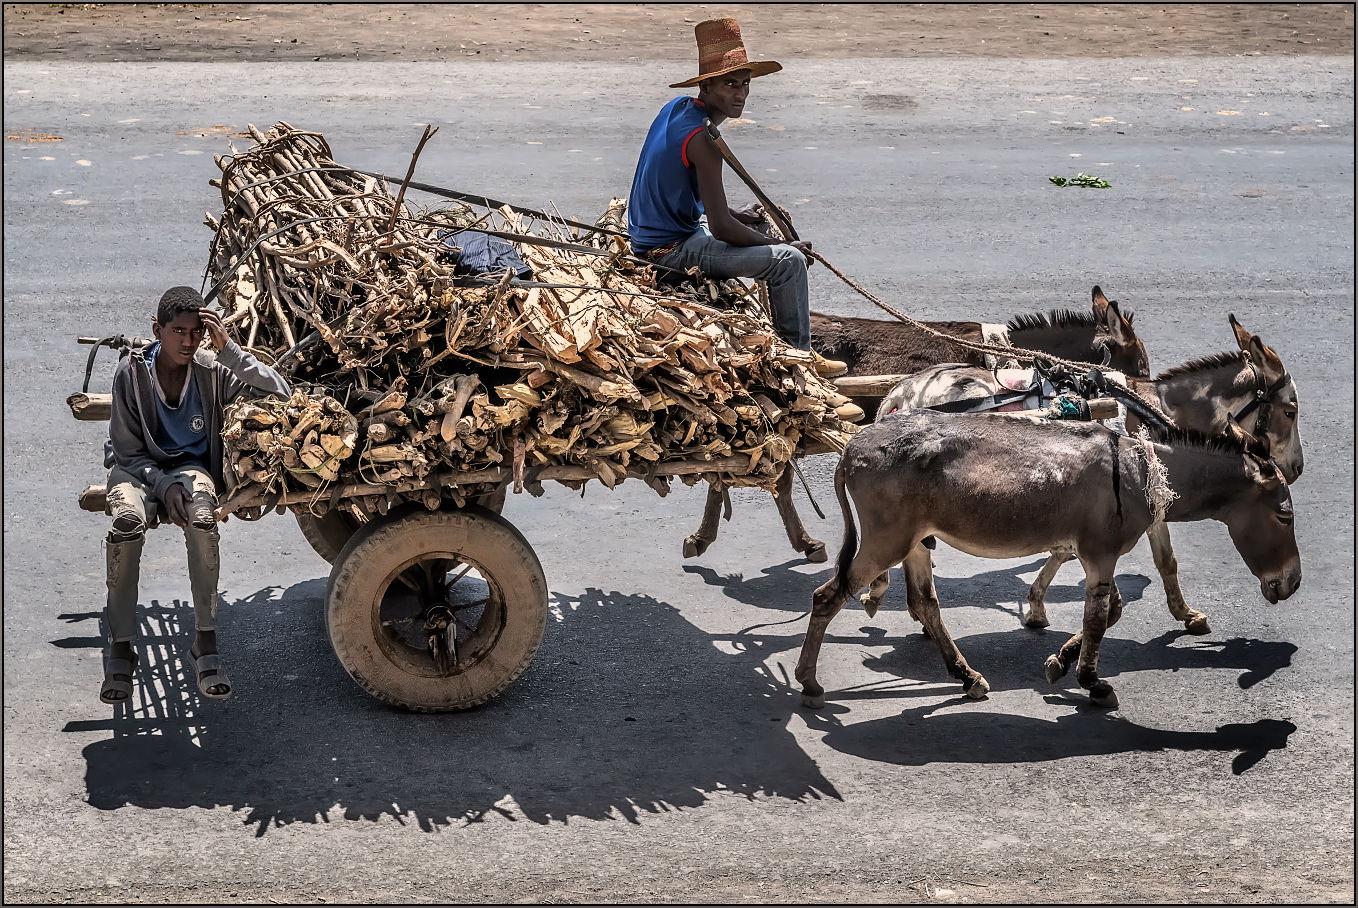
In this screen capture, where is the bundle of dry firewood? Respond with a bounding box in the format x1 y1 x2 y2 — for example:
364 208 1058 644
207 122 854 521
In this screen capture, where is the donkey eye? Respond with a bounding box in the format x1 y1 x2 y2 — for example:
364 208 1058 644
1284 411 1296 420
1277 514 1294 526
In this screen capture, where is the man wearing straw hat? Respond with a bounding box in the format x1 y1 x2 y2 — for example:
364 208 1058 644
628 17 849 380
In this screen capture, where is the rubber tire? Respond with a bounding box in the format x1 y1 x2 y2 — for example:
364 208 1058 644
325 505 547 712
296 508 367 564
297 493 505 564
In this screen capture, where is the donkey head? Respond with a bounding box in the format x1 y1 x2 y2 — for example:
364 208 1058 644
1221 418 1302 604
1092 286 1150 378
1228 314 1302 483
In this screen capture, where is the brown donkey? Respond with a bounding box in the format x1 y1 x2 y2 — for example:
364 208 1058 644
812 285 1150 412
877 314 1302 634
683 287 1149 563
795 410 1300 709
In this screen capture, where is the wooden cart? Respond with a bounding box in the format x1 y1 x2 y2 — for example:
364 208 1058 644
69 337 837 713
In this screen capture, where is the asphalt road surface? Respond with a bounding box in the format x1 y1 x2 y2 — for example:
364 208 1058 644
4 56 1353 903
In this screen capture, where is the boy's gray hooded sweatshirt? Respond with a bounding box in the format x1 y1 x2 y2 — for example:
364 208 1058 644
107 339 290 502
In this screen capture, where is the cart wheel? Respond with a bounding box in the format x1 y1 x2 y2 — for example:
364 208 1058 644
325 505 547 712
296 508 368 564
297 493 506 564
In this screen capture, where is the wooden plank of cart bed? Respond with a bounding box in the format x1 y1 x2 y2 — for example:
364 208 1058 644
67 392 113 421
217 443 841 517
832 375 907 397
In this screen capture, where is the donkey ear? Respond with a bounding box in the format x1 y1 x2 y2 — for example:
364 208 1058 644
1228 313 1254 352
1103 298 1128 345
1092 286 1110 319
1248 335 1287 385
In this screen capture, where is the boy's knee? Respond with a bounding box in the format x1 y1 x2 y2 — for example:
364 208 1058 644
189 488 219 532
108 512 146 543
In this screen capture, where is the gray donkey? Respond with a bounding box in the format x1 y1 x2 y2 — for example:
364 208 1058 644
795 409 1301 709
876 314 1301 635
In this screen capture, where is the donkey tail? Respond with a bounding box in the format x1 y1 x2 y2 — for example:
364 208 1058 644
831 457 860 599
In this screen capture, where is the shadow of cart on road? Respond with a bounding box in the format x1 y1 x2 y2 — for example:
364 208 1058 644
58 580 840 835
57 564 1298 834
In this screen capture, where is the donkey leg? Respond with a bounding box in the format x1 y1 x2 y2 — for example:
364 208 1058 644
1025 548 1073 629
1044 573 1123 686
683 480 724 558
1106 580 1125 628
796 581 854 709
773 466 827 563
860 571 891 618
797 541 903 709
1073 564 1119 708
902 544 989 699
1045 631 1083 683
1147 521 1210 635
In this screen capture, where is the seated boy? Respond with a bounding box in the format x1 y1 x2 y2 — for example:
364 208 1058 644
101 287 290 704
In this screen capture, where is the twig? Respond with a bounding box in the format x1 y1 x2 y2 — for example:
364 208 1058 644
387 125 439 234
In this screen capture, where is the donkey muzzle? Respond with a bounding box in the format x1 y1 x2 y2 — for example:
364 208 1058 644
1261 559 1302 604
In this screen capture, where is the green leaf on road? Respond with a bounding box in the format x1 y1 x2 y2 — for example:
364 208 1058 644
1049 173 1111 188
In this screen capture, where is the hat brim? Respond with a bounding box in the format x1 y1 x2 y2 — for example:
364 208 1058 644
669 60 782 89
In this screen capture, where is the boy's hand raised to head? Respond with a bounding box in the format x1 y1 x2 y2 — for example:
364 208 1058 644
198 308 230 351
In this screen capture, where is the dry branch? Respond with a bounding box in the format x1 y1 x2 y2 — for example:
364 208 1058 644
208 122 855 519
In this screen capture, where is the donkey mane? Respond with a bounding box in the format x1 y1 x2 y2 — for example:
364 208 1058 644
1154 425 1252 457
1006 308 1134 333
1155 350 1243 382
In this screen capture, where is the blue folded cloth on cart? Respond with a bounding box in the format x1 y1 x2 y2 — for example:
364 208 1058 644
437 229 532 279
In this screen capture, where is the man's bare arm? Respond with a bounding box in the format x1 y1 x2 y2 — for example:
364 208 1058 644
688 132 813 261
688 133 780 246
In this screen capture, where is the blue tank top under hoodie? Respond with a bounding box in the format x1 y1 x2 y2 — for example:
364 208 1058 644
628 97 710 253
145 343 210 470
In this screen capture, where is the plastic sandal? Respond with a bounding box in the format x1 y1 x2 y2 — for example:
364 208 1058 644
189 651 232 699
99 654 137 705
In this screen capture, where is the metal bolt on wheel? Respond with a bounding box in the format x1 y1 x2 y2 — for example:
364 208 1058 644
325 504 547 711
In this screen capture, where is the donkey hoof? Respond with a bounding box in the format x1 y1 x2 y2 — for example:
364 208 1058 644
682 535 708 559
860 593 881 619
804 541 828 564
1089 682 1119 709
1024 610 1051 629
1185 614 1212 635
1043 655 1065 684
964 676 990 700
800 691 825 709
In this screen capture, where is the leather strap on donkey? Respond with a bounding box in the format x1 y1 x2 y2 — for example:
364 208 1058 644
1232 355 1292 436
924 360 1177 431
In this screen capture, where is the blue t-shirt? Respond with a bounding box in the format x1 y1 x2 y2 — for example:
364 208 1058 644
145 344 210 469
628 96 710 253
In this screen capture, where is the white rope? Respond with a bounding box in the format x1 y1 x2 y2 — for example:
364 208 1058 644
1132 426 1178 523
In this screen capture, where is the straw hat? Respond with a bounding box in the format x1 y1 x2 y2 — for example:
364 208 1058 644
669 18 782 89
